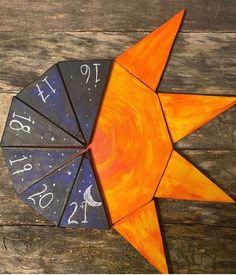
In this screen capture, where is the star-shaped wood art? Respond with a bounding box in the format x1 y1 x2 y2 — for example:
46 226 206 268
91 9 235 273
1 9 235 274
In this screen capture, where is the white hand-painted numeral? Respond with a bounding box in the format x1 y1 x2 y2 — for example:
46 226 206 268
68 202 78 224
27 184 54 209
9 112 33 133
9 120 31 133
12 163 32 175
39 192 54 209
36 76 56 103
80 64 91 83
93 63 101 83
28 184 47 204
80 63 101 84
9 155 27 166
36 84 49 103
12 112 32 122
9 155 32 175
42 76 56 93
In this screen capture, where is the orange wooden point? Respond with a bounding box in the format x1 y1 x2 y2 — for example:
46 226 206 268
114 201 168 274
116 10 185 91
91 62 172 224
159 93 236 143
155 150 235 203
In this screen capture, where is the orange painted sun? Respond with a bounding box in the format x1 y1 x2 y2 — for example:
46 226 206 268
90 10 236 273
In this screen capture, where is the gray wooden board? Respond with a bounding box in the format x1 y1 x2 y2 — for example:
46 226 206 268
0 224 235 274
0 0 235 32
0 0 235 273
0 32 235 95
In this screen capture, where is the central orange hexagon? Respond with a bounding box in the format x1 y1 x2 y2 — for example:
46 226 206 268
91 62 172 223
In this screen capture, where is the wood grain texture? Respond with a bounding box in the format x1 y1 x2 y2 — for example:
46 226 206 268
0 32 235 95
0 0 235 273
0 0 235 32
0 224 235 274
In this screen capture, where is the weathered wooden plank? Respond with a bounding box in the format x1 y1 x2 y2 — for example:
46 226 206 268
163 223 236 274
156 198 236 228
0 224 235 273
0 32 235 95
0 93 12 139
0 0 235 32
0 149 235 226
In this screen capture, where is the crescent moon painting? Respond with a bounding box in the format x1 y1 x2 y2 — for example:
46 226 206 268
0 9 235 274
80 184 102 224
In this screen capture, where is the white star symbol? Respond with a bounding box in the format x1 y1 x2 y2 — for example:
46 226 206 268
51 136 55 141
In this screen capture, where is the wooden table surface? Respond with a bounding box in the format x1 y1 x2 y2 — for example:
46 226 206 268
0 1 235 273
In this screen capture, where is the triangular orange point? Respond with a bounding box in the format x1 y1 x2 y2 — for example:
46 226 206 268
155 150 235 203
159 93 236 143
114 201 168 274
116 10 185 91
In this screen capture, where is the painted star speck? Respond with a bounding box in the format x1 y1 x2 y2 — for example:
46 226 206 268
1 9 235 274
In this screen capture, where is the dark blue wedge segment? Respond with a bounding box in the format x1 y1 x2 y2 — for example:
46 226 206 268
60 152 110 229
58 60 112 144
2 147 83 194
1 97 83 147
19 156 83 225
16 64 84 142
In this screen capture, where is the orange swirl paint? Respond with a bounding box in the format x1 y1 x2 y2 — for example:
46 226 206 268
91 62 172 223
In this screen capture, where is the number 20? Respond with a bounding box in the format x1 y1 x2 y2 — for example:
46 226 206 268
28 184 54 209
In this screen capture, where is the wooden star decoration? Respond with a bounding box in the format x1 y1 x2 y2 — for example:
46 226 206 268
1 9 235 274
91 9 235 273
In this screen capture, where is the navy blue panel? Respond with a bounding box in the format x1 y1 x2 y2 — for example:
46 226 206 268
60 152 110 229
2 147 83 194
59 60 112 144
20 156 82 225
17 65 84 143
1 97 83 147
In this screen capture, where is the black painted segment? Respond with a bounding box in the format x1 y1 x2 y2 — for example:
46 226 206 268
60 151 110 229
19 156 83 225
17 64 84 143
1 97 83 147
2 147 83 194
59 60 112 143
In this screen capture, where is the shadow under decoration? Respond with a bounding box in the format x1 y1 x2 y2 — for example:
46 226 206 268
1 9 235 274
